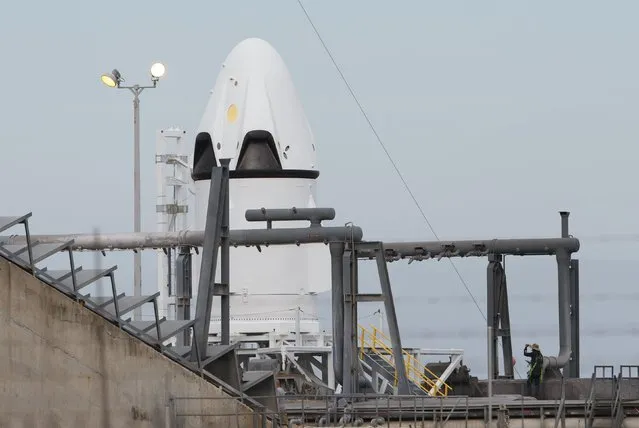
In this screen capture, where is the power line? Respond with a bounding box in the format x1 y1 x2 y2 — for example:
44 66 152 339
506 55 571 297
295 0 520 378
295 0 485 321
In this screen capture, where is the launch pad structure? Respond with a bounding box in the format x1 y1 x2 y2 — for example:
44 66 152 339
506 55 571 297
4 158 639 426
0 36 626 419
0 163 584 375
2 35 639 427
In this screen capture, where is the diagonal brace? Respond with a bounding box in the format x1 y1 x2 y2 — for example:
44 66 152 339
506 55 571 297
191 160 230 361
372 242 411 395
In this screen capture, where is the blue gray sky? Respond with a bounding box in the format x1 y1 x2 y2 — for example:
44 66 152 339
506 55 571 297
1 0 638 378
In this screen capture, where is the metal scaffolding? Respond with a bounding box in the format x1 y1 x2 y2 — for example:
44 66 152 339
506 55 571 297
355 212 581 381
0 161 583 397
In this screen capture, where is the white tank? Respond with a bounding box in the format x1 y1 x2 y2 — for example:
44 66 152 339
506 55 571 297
191 38 331 339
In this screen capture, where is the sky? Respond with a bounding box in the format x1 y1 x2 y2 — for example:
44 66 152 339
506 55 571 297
1 0 638 378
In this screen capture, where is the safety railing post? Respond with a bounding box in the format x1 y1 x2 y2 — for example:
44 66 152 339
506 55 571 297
373 326 378 350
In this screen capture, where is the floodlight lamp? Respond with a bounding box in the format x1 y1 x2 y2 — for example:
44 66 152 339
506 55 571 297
150 62 166 79
100 69 122 88
101 74 117 87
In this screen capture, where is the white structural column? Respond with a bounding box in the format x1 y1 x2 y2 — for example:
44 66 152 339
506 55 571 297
155 127 191 320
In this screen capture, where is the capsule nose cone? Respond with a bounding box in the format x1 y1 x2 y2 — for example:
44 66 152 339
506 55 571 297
195 38 317 174
222 37 290 81
229 38 281 62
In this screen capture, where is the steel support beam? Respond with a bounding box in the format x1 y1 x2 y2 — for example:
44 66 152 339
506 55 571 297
219 159 230 345
320 355 329 385
487 256 498 380
341 248 358 395
329 242 345 386
191 160 228 361
486 254 513 379
568 259 580 378
175 246 192 347
371 242 411 395
499 260 513 379
344 241 410 395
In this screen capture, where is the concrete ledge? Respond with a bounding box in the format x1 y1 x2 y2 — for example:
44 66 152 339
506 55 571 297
473 377 639 401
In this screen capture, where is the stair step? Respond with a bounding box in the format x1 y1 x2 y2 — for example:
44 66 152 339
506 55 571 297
0 241 74 266
86 293 160 317
42 267 117 292
168 345 191 358
39 268 79 281
0 214 31 234
362 352 445 397
126 320 195 342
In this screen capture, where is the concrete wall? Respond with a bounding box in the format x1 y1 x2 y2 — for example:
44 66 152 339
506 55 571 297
0 258 264 428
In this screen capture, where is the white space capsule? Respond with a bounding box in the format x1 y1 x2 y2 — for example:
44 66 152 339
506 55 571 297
191 38 330 339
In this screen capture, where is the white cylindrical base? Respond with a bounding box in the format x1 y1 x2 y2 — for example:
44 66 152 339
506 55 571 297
192 176 330 338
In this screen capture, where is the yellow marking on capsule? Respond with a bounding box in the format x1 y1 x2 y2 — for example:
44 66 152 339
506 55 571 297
227 104 238 123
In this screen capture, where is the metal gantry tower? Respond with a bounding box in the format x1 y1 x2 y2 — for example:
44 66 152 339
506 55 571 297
155 127 191 321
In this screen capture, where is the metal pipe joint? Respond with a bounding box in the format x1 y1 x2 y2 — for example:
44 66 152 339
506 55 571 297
545 211 574 369
245 207 335 227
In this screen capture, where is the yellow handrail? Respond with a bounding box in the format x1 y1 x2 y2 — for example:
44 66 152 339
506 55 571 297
360 326 438 394
360 325 449 396
358 324 452 396
369 325 447 384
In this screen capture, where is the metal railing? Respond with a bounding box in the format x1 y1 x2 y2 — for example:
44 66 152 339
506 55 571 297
169 395 275 428
611 365 639 428
169 387 633 428
359 325 452 396
170 393 472 428
585 365 615 428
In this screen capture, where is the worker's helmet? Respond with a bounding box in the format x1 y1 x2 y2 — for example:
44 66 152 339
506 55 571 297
531 343 540 351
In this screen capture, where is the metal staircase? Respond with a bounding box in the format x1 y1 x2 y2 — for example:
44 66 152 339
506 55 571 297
585 365 615 428
0 213 277 422
584 364 638 428
611 365 639 428
360 350 398 395
612 370 625 428
358 325 452 396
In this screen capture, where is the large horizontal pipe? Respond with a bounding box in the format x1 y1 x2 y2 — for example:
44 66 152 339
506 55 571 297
245 207 335 225
367 237 580 260
0 226 363 251
0 234 579 257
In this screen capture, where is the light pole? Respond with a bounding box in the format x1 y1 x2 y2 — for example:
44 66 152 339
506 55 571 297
101 62 166 321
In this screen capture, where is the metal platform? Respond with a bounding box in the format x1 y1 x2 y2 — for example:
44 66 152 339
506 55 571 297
279 394 639 425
